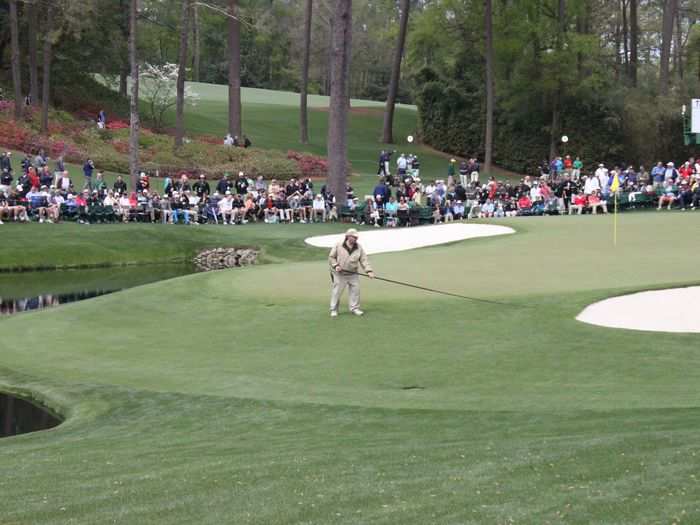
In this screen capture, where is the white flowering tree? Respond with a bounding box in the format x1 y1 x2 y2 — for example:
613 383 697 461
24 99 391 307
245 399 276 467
140 63 199 132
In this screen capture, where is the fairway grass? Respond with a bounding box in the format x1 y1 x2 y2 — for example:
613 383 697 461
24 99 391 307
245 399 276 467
2 213 700 524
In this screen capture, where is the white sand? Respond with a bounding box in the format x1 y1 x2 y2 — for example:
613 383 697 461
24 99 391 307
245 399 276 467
304 223 515 255
577 286 700 333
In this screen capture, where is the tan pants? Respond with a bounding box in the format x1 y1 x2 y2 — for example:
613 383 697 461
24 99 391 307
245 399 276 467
330 272 360 313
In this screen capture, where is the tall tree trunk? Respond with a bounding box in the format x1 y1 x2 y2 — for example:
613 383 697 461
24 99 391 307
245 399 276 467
621 0 629 76
381 0 410 144
119 63 128 98
119 0 129 98
484 0 495 173
129 0 140 190
192 3 200 82
228 0 242 138
630 0 638 86
660 0 677 95
9 0 22 120
300 0 313 144
676 5 684 79
175 0 191 149
327 0 353 206
28 1 39 106
549 0 565 159
40 6 53 134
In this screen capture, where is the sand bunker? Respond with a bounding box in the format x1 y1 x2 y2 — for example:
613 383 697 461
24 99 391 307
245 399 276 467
305 223 515 255
577 286 700 333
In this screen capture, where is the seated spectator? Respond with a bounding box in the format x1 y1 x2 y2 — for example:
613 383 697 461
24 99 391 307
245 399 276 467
26 185 49 223
118 192 132 223
678 180 693 210
363 197 381 227
479 199 495 218
517 194 532 215
657 180 677 210
160 193 174 224
5 189 28 222
568 193 586 215
588 191 608 214
47 189 63 223
264 194 279 223
218 192 235 224
276 192 292 223
288 192 307 223
76 189 91 224
382 196 397 227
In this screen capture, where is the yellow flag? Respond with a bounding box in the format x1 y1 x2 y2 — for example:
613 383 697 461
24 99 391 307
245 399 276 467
610 173 620 193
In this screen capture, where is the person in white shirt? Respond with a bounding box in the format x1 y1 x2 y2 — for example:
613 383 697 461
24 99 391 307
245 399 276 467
47 190 63 223
218 192 235 224
583 174 600 195
312 194 326 222
396 154 408 176
118 194 131 223
103 192 117 207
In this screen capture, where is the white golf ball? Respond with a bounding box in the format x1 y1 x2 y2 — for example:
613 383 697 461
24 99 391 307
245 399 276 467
561 135 569 143
407 135 414 143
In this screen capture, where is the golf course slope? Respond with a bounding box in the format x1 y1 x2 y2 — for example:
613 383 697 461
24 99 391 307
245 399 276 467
2 213 700 524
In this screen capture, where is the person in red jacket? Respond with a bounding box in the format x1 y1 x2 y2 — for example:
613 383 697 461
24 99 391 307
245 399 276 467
679 162 693 180
569 192 587 215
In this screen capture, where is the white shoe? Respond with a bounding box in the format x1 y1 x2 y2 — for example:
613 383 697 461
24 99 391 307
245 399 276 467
39 218 44 223
352 309 364 316
330 310 338 318
0 220 3 224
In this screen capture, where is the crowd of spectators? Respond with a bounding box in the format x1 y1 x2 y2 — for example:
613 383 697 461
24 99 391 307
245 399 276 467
1 147 699 227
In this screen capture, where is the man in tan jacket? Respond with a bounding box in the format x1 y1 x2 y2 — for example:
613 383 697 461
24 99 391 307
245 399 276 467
328 228 375 317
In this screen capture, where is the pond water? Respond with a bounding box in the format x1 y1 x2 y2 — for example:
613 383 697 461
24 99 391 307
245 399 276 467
0 392 62 437
0 264 194 317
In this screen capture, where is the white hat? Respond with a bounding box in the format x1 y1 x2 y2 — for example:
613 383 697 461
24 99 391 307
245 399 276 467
345 228 359 238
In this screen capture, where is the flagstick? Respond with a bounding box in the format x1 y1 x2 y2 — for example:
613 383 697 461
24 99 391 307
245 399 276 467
613 193 617 247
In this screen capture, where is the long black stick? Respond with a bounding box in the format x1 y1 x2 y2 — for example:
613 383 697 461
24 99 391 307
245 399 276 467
346 271 524 308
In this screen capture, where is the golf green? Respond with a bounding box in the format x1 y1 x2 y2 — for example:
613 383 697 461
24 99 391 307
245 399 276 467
2 214 700 524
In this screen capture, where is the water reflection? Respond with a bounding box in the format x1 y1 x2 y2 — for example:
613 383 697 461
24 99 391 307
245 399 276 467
1 392 62 438
0 289 117 316
0 264 193 317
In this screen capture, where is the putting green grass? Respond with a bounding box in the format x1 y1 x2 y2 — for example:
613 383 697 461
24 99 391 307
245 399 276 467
2 213 700 524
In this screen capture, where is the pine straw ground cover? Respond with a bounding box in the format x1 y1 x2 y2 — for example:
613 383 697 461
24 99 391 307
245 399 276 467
1 213 700 523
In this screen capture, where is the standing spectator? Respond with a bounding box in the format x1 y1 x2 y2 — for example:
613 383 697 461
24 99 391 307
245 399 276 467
113 175 128 195
98 109 107 128
235 172 249 195
397 153 408 179
193 174 210 199
21 153 32 174
39 166 53 188
572 157 583 180
447 159 456 187
0 152 12 175
651 162 665 188
83 158 95 190
664 162 678 182
137 172 152 192
35 149 48 169
217 173 232 195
